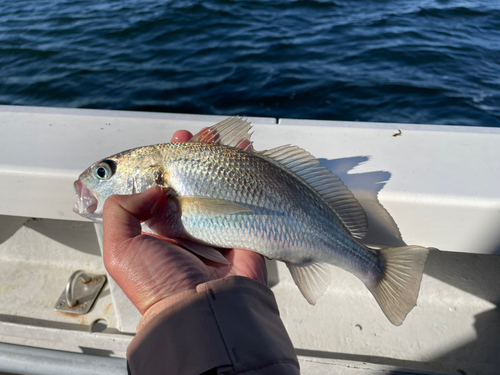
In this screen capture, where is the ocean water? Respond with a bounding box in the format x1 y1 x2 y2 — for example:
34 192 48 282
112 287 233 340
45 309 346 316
1 0 499 127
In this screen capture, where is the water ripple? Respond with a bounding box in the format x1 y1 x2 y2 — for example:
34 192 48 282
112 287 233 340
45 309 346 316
0 0 499 126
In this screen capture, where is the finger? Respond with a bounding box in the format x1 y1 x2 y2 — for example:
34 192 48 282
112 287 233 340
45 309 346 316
193 126 253 151
236 139 254 152
172 127 253 151
195 127 220 143
222 248 268 286
103 186 164 255
171 130 193 143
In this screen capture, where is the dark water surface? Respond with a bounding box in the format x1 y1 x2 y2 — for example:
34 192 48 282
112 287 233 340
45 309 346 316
1 0 499 126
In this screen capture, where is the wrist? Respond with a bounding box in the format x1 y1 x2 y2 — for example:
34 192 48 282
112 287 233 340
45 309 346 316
137 289 197 332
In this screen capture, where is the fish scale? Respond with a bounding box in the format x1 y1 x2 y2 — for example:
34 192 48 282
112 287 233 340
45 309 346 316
158 142 372 268
73 116 429 325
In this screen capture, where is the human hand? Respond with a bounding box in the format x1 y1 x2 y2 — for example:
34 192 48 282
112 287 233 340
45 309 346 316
102 129 267 316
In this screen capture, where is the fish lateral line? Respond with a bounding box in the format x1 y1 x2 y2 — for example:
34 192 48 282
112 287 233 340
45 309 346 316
73 116 429 326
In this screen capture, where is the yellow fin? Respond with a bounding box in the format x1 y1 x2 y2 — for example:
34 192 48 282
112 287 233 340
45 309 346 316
174 196 253 215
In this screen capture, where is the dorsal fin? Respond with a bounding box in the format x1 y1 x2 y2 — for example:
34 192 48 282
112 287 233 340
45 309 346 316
259 145 368 239
189 116 254 151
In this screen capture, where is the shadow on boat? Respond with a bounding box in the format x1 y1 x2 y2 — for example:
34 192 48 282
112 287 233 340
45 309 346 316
320 156 405 248
303 157 500 374
297 301 500 374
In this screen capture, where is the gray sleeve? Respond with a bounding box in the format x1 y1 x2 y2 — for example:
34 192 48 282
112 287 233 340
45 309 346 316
127 276 300 375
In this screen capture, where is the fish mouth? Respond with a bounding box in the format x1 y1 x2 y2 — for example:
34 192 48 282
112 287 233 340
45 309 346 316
73 180 99 218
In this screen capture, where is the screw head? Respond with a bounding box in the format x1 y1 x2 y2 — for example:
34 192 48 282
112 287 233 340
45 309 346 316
78 303 87 311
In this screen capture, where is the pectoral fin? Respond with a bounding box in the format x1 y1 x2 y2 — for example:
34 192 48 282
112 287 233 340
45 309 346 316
286 261 331 305
174 196 253 215
176 238 231 265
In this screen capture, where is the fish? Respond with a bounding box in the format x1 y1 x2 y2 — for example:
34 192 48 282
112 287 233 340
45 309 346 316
73 116 429 326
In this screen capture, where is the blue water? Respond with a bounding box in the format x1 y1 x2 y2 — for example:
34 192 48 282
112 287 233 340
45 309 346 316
1 0 499 127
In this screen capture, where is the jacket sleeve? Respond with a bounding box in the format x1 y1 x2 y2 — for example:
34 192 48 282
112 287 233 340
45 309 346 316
126 276 300 375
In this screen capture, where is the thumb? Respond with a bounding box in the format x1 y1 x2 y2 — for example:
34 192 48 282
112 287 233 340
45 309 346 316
103 186 165 257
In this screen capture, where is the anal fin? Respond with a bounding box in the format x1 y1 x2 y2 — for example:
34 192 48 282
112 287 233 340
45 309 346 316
286 261 331 305
176 238 231 265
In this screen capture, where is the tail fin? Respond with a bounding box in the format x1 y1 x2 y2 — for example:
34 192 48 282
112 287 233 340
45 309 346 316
367 246 429 326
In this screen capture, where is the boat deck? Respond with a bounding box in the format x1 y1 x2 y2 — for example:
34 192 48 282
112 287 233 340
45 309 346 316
0 105 499 374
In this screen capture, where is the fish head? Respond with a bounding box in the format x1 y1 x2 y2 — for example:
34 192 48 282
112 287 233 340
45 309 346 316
73 147 163 223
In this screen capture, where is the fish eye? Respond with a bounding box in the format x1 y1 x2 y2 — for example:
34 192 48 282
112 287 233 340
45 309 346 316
94 160 116 180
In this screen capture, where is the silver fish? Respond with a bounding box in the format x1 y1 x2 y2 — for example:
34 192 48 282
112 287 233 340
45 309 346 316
74 117 428 325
